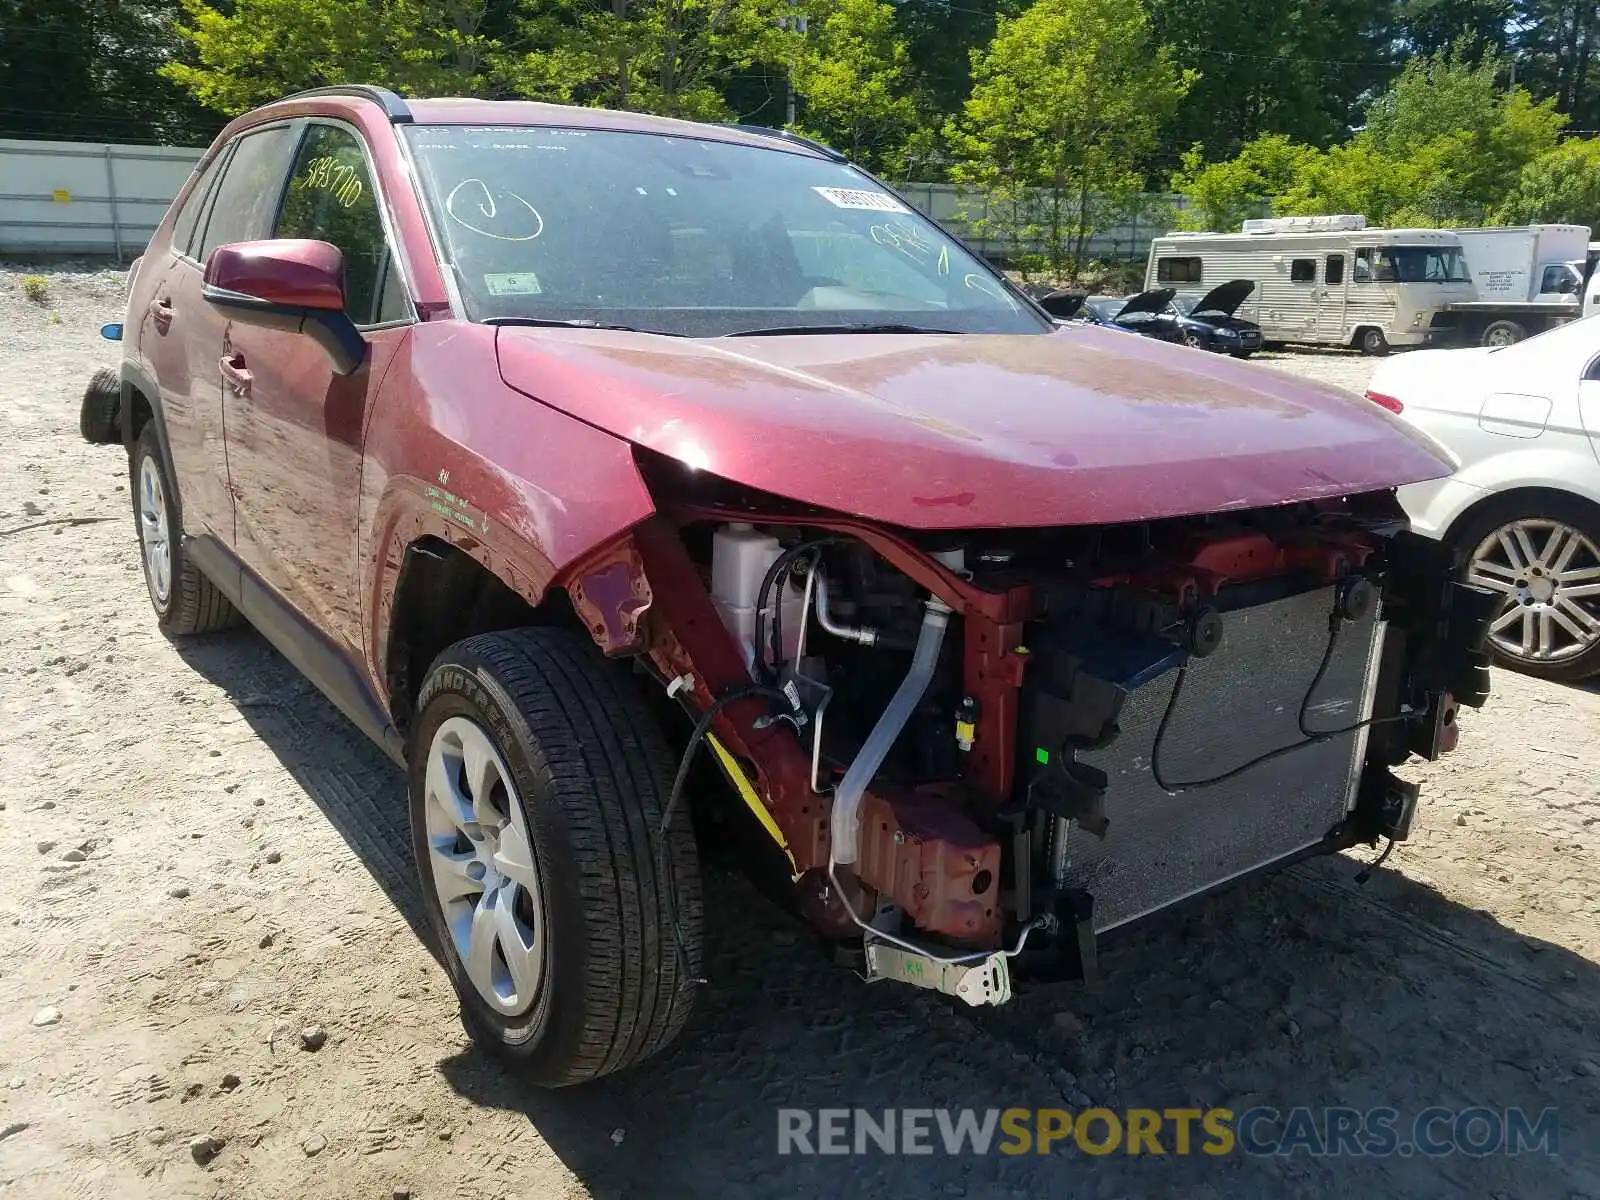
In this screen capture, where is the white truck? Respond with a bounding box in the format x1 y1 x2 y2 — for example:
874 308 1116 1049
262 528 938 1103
1437 224 1596 346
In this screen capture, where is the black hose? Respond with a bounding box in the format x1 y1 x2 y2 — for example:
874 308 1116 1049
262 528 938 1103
656 682 794 984
755 537 843 681
1151 607 1409 794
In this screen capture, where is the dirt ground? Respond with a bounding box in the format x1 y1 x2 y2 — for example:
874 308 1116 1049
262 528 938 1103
1 266 1597 1200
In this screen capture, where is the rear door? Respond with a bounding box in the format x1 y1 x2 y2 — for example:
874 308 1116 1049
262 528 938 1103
143 125 295 549
1321 252 1347 339
221 120 414 654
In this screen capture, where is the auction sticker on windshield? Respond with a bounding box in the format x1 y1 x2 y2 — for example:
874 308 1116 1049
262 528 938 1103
813 186 908 213
484 272 543 296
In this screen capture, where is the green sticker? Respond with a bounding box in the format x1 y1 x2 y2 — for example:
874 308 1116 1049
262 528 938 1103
1035 747 1050 765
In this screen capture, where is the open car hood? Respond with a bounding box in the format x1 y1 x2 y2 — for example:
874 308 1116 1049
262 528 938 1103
1114 288 1176 318
1037 291 1088 320
1190 279 1255 316
495 325 1453 530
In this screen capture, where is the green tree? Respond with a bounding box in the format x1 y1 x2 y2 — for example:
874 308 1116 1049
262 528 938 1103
1396 0 1511 57
165 0 500 115
1495 138 1600 226
1171 133 1319 229
1176 48 1569 227
0 0 218 142
1514 0 1598 126
1147 0 1397 161
498 0 805 121
946 0 1195 280
789 0 917 172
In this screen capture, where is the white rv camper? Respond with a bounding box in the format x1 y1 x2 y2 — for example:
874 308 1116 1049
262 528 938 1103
1144 216 1475 354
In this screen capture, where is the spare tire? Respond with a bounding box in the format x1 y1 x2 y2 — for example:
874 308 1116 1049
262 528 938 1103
80 368 120 444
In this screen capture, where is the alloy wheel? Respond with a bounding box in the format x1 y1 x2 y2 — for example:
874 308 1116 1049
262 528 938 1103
137 455 172 606
422 716 546 1017
1468 518 1600 664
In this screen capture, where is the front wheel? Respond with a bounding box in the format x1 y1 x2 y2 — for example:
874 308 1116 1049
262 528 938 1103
408 628 702 1086
1451 496 1600 681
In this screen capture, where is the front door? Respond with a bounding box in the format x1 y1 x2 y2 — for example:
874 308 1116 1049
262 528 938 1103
220 121 413 656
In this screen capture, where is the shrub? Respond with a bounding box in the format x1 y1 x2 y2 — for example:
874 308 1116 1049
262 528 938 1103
20 274 49 304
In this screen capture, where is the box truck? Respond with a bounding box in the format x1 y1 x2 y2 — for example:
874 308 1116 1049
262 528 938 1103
1435 224 1595 346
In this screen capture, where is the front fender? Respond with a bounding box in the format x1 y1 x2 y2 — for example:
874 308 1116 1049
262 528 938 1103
359 323 656 694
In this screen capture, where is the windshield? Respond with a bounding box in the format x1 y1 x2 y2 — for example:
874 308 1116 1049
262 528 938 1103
1379 246 1471 284
1170 296 1198 315
404 125 1048 337
1084 298 1123 321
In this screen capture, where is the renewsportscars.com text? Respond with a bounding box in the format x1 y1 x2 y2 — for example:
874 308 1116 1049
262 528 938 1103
777 1106 1560 1158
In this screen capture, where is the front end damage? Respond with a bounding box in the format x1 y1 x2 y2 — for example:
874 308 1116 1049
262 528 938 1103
566 469 1498 1005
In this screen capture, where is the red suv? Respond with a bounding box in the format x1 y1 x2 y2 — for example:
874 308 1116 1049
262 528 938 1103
87 85 1496 1085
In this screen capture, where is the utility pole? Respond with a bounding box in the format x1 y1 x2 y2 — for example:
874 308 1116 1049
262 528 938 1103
783 2 807 126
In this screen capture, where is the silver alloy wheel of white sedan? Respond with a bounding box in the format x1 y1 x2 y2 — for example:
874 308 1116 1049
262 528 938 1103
1468 518 1600 664
422 716 545 1017
137 454 172 606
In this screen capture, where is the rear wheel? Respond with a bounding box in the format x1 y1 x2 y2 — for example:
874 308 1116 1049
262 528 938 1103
130 424 237 635
1450 496 1600 681
408 628 701 1086
1356 327 1390 356
1481 319 1527 348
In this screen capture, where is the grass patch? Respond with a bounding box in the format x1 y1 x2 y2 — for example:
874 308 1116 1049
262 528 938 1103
20 274 50 305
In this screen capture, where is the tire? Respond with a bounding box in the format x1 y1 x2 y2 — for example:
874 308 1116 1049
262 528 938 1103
1481 319 1527 348
408 628 701 1086
1448 494 1600 682
1183 331 1205 350
80 368 121 444
130 424 238 636
1356 327 1390 356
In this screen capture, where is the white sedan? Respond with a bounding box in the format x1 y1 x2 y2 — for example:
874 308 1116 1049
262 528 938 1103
1366 316 1600 681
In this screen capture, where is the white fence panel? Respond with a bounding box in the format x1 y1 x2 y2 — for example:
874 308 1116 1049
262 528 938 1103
0 138 206 258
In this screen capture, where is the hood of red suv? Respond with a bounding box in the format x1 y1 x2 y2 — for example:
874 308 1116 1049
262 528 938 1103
494 324 1452 529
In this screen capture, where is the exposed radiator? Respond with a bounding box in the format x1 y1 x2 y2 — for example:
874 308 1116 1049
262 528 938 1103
1060 585 1382 932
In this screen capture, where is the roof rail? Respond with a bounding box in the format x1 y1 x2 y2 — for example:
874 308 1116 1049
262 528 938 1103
276 85 413 123
722 123 844 160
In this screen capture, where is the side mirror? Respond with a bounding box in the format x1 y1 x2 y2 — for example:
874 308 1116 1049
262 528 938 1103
202 240 366 375
1557 275 1578 294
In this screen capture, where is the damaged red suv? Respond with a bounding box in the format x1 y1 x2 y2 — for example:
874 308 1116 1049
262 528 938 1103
88 85 1496 1085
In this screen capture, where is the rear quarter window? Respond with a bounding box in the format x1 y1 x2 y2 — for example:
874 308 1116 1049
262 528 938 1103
170 152 226 259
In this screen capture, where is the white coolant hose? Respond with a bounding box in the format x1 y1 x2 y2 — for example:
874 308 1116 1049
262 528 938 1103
829 596 951 865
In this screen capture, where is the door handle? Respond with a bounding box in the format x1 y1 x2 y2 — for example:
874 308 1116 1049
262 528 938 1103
219 352 252 396
150 296 174 335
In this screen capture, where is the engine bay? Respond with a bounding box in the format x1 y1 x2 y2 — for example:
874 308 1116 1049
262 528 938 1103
567 479 1500 1005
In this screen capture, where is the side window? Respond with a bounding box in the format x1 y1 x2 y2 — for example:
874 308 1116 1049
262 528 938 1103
198 126 294 263
1325 254 1344 285
1290 258 1316 283
277 124 405 326
1157 256 1202 283
1540 264 1569 294
1353 248 1374 282
171 151 226 259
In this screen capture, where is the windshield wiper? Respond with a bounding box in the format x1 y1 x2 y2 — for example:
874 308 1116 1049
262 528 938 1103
482 316 682 335
722 322 965 337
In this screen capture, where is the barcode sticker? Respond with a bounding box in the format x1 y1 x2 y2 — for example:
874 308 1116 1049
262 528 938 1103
812 186 908 213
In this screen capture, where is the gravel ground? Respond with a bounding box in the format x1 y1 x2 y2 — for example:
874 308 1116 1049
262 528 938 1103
1 266 1597 1199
